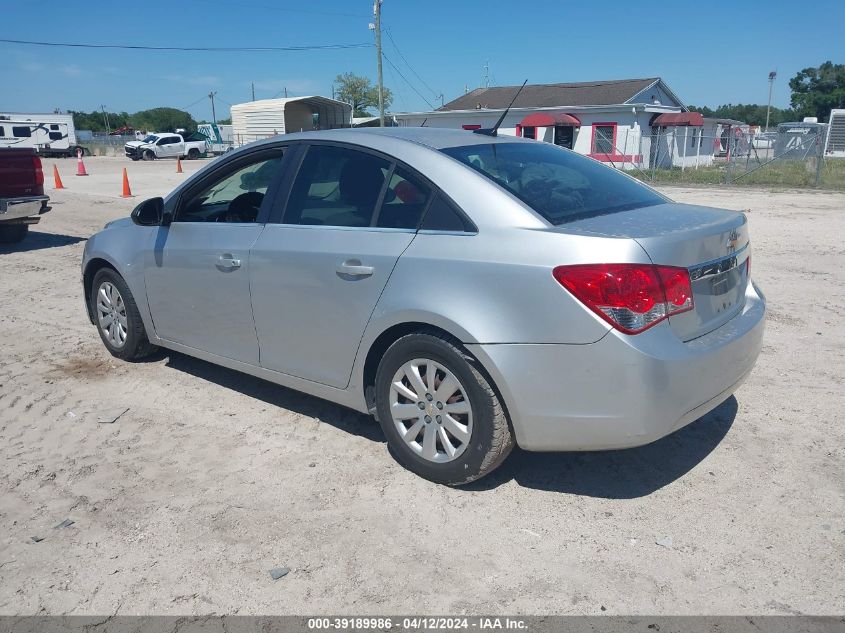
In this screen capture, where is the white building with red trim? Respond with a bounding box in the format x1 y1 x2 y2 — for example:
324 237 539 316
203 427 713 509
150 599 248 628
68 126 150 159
393 77 721 169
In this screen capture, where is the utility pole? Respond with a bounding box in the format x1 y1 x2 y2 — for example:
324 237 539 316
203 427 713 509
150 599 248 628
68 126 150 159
100 105 110 135
251 82 255 101
483 60 490 88
765 70 777 132
209 91 217 124
374 0 385 127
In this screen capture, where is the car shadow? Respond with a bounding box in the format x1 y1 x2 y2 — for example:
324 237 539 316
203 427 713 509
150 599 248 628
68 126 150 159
150 349 737 497
0 231 86 254
464 396 738 498
161 351 383 443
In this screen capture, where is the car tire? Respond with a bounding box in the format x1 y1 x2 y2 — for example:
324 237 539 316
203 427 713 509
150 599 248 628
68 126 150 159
374 331 513 485
130 157 140 162
143 150 155 161
187 148 200 160
0 224 28 243
90 268 158 361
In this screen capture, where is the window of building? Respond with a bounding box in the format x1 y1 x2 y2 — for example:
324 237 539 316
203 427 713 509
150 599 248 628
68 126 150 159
13 126 32 138
522 126 536 140
592 124 615 154
284 145 390 227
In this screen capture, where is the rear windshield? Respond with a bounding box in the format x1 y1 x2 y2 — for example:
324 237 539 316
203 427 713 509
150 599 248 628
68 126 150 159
441 142 665 225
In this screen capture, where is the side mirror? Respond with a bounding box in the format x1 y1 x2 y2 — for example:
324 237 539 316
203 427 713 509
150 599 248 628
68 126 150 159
131 197 164 226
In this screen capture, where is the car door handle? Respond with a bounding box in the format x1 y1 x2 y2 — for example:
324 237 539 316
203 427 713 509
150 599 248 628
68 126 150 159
217 254 241 270
336 260 374 278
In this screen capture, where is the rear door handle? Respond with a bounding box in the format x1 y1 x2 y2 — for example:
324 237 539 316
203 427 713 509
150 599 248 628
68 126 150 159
337 260 374 278
217 254 241 270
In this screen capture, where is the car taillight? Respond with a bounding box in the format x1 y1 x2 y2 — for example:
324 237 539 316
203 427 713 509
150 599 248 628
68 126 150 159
552 263 693 334
33 156 44 186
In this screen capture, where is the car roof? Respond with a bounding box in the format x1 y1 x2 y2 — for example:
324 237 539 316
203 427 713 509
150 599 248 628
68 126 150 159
243 126 527 152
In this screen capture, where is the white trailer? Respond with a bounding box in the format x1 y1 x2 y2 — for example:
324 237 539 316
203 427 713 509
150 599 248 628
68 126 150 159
230 96 352 147
0 112 83 157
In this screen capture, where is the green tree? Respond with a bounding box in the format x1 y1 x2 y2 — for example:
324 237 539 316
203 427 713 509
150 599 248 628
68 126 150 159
687 103 795 126
334 72 393 117
789 61 845 122
130 107 197 133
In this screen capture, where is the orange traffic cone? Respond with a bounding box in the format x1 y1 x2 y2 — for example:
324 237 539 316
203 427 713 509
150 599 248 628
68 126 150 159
121 168 133 198
53 164 65 189
75 148 88 176
176 157 183 173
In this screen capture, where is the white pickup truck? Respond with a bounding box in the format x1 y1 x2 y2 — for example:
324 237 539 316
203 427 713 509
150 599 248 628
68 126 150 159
124 132 208 161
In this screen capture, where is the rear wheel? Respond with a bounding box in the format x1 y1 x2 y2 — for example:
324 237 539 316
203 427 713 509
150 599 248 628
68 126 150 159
374 332 513 485
90 268 157 361
0 224 28 243
187 148 200 160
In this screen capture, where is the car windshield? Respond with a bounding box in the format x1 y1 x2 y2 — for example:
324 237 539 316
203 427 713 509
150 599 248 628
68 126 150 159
441 142 666 225
143 135 158 143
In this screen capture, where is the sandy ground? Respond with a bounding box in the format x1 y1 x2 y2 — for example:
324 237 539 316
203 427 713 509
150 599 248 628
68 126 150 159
0 156 843 616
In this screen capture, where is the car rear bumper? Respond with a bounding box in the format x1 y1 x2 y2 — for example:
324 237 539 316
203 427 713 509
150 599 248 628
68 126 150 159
0 196 51 221
468 281 766 451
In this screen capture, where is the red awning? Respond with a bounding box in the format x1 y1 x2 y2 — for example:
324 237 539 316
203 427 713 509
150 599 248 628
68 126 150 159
519 112 581 127
651 112 704 127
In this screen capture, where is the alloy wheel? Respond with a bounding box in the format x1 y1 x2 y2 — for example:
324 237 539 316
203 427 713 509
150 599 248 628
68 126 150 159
96 281 128 349
389 358 473 463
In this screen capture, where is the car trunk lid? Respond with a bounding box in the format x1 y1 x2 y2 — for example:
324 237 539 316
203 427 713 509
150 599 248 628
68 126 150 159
557 202 750 341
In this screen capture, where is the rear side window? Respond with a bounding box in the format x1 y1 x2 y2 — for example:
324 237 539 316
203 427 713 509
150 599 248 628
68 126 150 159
376 166 431 229
13 127 31 138
441 142 665 225
284 145 390 227
420 194 473 232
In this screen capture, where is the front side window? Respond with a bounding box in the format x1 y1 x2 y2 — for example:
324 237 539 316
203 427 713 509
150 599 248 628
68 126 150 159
441 141 665 225
592 124 615 154
284 145 390 227
13 126 31 138
178 153 285 223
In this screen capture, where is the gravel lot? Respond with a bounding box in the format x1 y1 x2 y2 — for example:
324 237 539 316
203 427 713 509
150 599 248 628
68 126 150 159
1 156 843 615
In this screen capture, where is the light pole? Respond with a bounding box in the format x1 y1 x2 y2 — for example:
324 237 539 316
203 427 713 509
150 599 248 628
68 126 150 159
765 70 777 132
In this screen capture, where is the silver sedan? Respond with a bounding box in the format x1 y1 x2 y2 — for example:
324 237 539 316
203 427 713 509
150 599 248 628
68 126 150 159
82 128 765 485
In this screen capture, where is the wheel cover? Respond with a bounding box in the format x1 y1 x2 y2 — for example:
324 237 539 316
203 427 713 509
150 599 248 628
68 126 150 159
389 358 473 463
96 281 128 349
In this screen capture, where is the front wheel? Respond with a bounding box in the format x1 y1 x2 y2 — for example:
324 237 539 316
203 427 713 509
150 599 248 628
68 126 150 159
143 150 155 161
374 332 513 485
90 268 157 361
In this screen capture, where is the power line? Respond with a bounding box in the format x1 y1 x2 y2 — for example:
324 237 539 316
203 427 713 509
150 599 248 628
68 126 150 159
382 52 435 110
383 27 439 99
0 38 373 52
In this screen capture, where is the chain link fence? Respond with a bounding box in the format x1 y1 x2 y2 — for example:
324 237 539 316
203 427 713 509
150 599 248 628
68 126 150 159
615 123 842 189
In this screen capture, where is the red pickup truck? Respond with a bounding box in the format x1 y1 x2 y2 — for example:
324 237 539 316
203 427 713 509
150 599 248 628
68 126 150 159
0 148 51 243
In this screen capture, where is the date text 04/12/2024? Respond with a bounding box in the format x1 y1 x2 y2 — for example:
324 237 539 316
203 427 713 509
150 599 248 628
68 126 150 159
307 617 528 630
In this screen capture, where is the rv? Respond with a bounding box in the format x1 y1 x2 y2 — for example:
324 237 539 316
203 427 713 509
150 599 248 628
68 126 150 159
0 112 84 157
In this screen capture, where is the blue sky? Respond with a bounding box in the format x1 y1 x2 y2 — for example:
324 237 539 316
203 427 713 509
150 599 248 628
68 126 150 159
2 0 843 120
